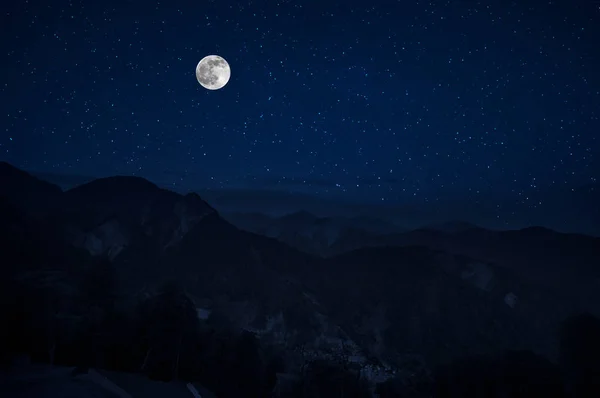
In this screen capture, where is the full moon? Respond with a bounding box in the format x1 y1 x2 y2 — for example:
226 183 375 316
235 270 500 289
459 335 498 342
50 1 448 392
196 55 231 90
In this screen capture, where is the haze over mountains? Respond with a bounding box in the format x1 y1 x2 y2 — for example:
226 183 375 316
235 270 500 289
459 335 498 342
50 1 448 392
32 169 600 237
2 161 600 397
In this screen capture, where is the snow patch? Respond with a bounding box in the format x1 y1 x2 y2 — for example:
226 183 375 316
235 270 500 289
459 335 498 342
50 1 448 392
196 308 211 320
504 292 518 308
186 383 203 398
460 262 494 291
82 219 128 260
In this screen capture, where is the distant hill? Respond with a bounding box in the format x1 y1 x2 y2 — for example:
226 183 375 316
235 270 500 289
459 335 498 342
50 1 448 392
223 210 403 256
422 220 481 233
27 167 600 236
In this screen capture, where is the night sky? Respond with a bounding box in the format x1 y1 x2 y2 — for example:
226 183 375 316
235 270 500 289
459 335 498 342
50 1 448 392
1 0 599 206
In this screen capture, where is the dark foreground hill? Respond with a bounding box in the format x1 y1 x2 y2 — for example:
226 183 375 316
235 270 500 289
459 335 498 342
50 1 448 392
1 161 600 397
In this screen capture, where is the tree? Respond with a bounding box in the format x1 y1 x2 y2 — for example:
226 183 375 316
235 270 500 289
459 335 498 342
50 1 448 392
77 258 121 369
299 359 371 398
134 281 201 381
434 350 565 398
6 269 81 365
559 313 600 398
232 331 268 397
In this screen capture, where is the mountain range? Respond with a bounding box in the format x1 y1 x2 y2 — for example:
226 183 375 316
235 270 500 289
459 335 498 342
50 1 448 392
29 169 600 237
2 161 600 397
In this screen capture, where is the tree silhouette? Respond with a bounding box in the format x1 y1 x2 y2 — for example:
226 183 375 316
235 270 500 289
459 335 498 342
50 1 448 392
134 281 201 381
77 258 121 369
434 350 565 398
559 313 600 398
290 359 371 398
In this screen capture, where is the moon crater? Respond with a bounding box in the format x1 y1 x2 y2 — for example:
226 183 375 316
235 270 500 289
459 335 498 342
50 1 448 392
196 55 231 90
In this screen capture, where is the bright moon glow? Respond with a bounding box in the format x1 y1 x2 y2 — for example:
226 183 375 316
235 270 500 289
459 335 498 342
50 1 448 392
195 55 231 90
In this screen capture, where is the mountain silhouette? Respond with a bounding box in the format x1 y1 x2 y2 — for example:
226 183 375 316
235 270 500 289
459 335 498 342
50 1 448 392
2 161 600 397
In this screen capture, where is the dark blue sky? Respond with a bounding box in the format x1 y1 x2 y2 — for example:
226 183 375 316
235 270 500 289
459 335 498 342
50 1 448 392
1 0 598 204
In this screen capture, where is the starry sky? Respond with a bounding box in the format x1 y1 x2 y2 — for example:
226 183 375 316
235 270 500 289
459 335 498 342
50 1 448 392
1 0 599 206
